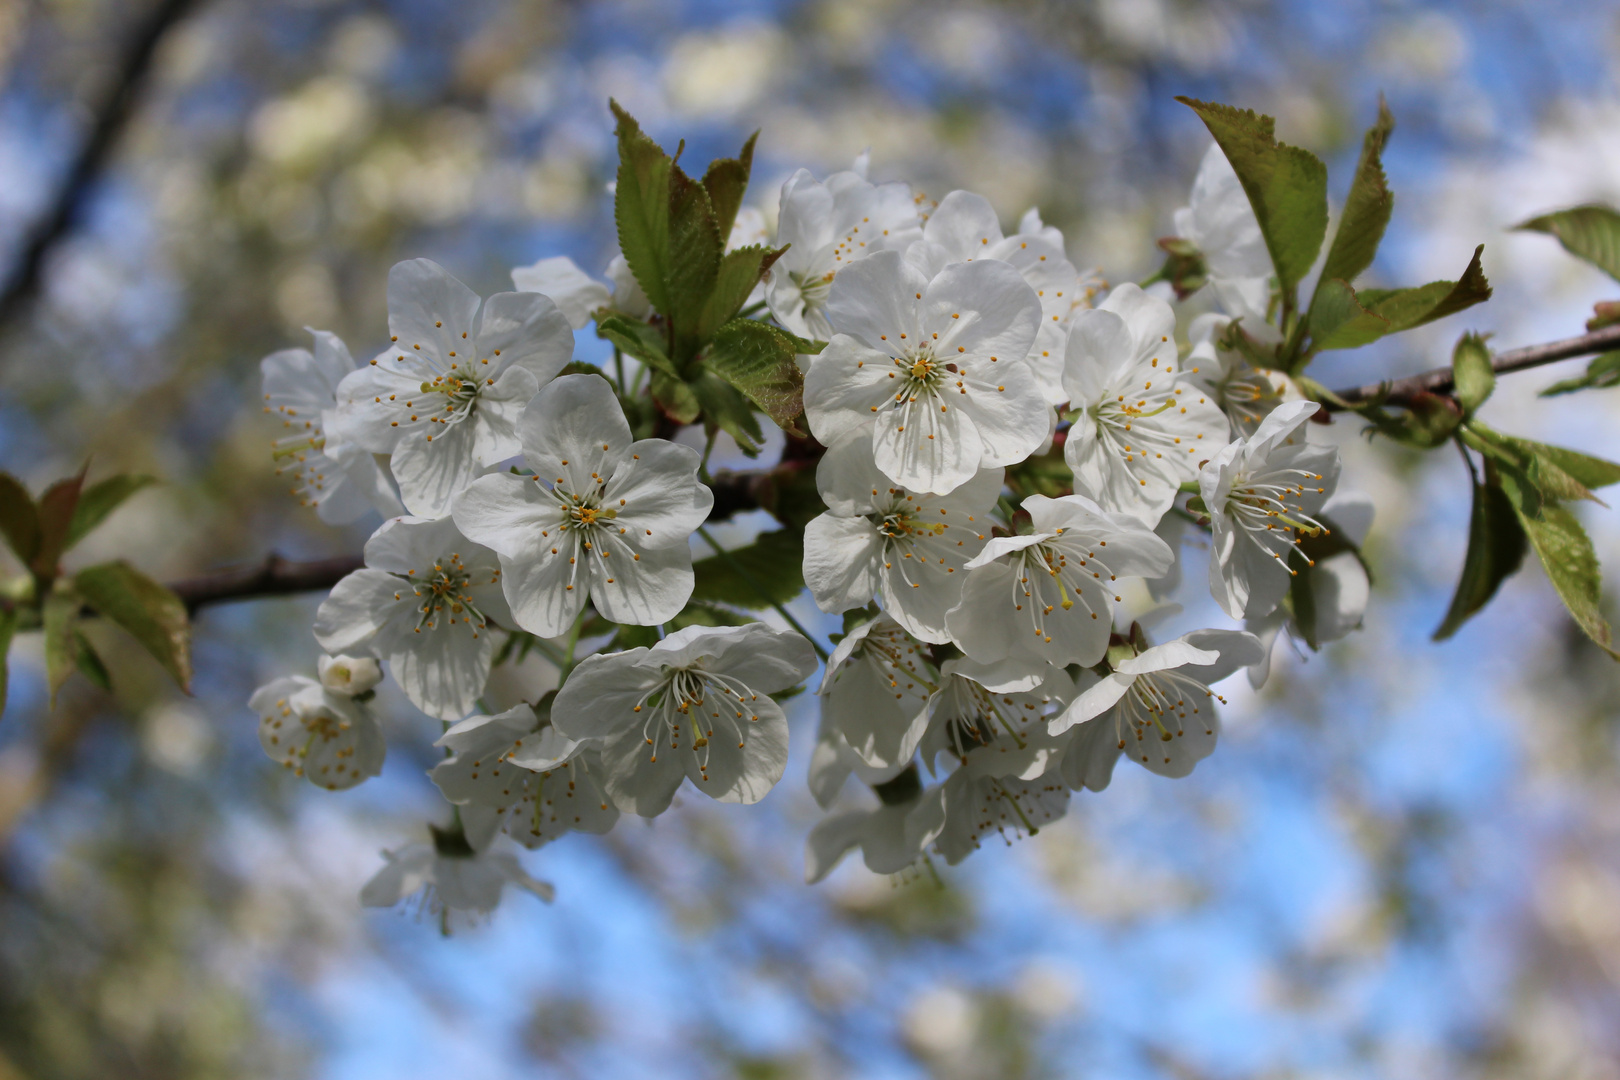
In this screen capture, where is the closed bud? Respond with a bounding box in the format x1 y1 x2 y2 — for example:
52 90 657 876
317 654 383 696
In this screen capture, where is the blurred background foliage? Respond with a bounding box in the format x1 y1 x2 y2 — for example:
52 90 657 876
2 0 1620 1077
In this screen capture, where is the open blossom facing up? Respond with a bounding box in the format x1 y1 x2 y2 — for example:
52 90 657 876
1200 400 1341 620
805 250 1049 495
551 624 818 817
452 374 711 635
313 515 512 721
335 259 575 517
802 435 998 642
360 829 554 918
1055 629 1264 790
260 329 402 524
947 494 1173 669
765 166 922 340
248 675 385 790
904 190 1084 404
1174 141 1273 317
818 616 937 771
1062 283 1229 524
430 705 618 849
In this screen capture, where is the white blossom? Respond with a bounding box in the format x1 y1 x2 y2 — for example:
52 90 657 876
334 259 575 517
817 616 937 771
946 493 1173 669
248 675 385 790
1200 400 1341 620
918 658 1076 778
805 769 927 883
1062 283 1229 524
765 166 922 340
510 255 612 329
1246 490 1374 687
260 329 402 524
360 831 554 919
550 624 818 817
807 707 912 809
316 653 383 696
1054 628 1264 790
1174 142 1273 316
313 515 511 721
802 435 998 642
906 756 1070 866
430 704 618 848
451 374 712 636
605 254 652 319
1185 311 1292 438
905 191 1084 404
805 250 1050 495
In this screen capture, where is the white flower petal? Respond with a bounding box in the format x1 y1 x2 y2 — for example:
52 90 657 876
509 255 611 329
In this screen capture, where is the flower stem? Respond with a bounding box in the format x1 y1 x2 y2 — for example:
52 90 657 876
695 525 829 661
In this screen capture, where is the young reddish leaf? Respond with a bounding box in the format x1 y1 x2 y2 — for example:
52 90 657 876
0 473 39 565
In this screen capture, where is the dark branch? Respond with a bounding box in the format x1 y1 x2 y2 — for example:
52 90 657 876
0 0 203 330
1326 322 1620 408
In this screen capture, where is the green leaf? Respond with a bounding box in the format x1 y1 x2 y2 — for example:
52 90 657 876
1451 332 1495 414
1307 278 1390 351
597 314 679 378
1515 204 1620 282
0 603 15 718
705 318 810 430
73 630 113 692
610 100 674 318
1354 245 1492 333
651 371 702 425
1467 423 1620 504
1433 473 1526 640
1540 351 1620 397
1518 500 1618 659
1363 392 1463 448
42 589 79 706
1316 98 1395 289
74 561 192 691
690 529 805 608
664 164 724 367
688 370 765 456
702 130 758 244
66 474 157 551
1177 97 1329 291
695 245 785 344
0 473 39 565
32 468 86 578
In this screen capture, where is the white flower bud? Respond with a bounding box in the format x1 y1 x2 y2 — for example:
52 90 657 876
317 654 383 696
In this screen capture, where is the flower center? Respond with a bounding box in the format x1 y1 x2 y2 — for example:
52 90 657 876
396 551 497 635
420 369 485 427
1113 670 1223 765
630 666 763 783
1006 536 1116 644
1222 465 1329 572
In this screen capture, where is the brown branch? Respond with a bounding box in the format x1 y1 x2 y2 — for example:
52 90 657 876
1327 322 1620 408
0 0 204 330
171 468 774 612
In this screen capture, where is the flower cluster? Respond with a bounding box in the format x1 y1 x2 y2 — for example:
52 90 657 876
250 118 1369 920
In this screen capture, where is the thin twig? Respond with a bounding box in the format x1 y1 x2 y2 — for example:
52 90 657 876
168 553 364 613
1327 322 1620 408
0 0 204 330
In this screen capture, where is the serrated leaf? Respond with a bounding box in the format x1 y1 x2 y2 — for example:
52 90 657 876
74 561 191 691
0 603 15 718
1515 204 1620 282
1451 332 1495 414
650 371 702 425
1433 474 1526 640
73 630 113 691
696 246 785 344
32 468 86 579
1317 98 1395 289
1468 423 1620 504
1355 245 1492 333
610 100 674 319
66 474 157 551
665 164 723 367
706 318 810 429
597 314 679 378
1177 97 1329 291
0 473 39 565
690 529 805 608
702 131 758 243
1540 351 1620 397
42 589 79 706
1307 278 1390 351
1517 500 1618 659
688 370 765 456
